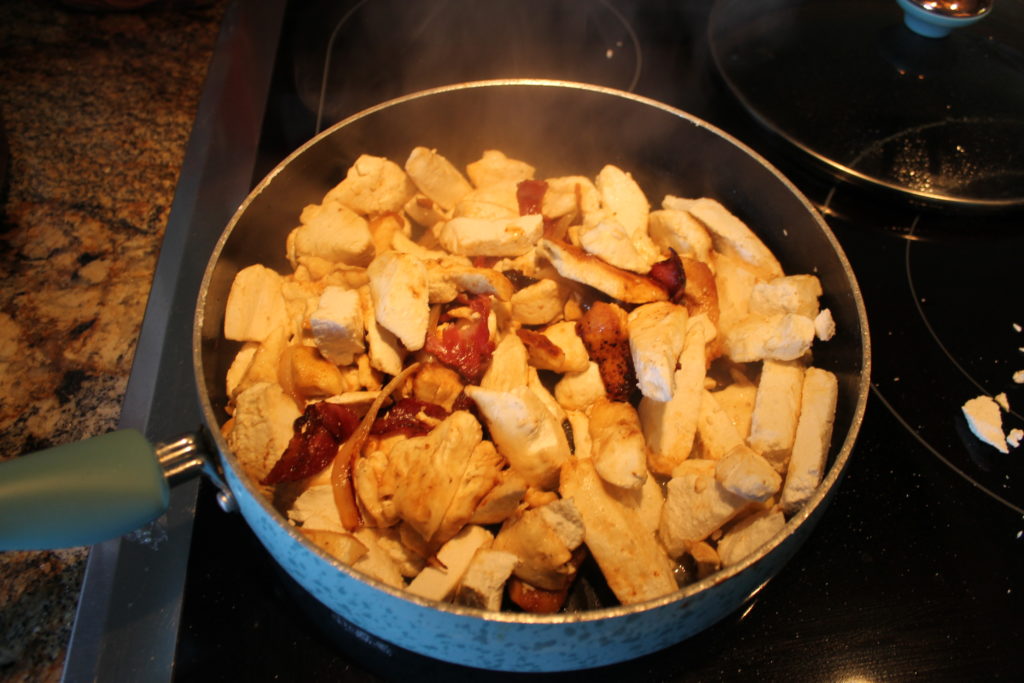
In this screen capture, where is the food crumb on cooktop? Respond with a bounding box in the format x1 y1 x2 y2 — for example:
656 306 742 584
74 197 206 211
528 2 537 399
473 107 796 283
961 395 1010 454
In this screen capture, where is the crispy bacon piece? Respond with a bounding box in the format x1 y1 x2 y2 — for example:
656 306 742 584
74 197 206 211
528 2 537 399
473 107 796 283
501 269 539 290
576 301 636 402
508 577 570 614
262 402 360 485
516 179 548 216
649 249 687 304
371 397 448 437
424 294 496 383
680 256 719 324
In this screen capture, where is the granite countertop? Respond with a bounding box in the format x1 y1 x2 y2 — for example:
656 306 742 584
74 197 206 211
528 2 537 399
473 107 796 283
0 1 228 679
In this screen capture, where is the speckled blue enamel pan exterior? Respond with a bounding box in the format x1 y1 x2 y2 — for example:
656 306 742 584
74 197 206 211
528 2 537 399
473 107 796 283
194 80 870 672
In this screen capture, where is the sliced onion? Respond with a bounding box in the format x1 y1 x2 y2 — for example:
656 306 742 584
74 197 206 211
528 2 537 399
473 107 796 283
331 363 421 531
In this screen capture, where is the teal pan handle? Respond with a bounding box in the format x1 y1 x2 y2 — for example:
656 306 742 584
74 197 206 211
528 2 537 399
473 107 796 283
0 429 170 550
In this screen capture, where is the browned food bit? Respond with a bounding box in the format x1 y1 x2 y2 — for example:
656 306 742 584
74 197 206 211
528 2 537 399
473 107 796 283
680 256 719 327
648 249 687 304
576 301 636 402
501 268 540 290
507 576 569 614
516 179 548 216
423 294 496 382
371 397 449 437
516 328 566 371
331 363 420 531
261 402 360 485
681 256 722 361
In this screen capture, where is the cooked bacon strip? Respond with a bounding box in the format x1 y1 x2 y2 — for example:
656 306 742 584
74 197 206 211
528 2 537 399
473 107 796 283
371 397 448 437
576 301 636 402
681 256 719 325
516 179 548 216
424 294 496 382
649 249 687 304
262 402 359 485
331 364 420 531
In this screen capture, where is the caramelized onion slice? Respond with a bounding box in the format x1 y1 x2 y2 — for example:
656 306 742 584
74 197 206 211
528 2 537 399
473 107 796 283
331 363 421 531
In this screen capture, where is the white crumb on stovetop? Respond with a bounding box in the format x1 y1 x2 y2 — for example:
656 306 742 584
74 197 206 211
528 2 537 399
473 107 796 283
961 395 1009 454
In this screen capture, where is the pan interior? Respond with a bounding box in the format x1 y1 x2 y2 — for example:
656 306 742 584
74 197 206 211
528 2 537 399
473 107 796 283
195 81 867 619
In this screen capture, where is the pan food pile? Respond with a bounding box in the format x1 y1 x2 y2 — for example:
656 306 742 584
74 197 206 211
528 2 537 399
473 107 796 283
219 144 840 614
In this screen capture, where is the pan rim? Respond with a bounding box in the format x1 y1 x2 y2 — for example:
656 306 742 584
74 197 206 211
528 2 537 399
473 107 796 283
192 78 871 627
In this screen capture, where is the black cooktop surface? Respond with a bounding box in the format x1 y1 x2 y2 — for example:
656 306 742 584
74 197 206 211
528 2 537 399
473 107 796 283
168 0 1024 680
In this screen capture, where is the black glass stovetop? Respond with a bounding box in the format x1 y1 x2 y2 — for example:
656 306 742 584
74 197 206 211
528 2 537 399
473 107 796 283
168 0 1024 680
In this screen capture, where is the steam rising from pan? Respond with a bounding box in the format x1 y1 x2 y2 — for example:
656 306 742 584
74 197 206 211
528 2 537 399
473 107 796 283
287 0 642 131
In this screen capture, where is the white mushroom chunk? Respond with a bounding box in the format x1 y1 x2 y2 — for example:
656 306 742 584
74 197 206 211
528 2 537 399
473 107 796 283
722 313 816 363
226 382 301 483
368 525 427 578
358 286 406 376
712 381 758 441
540 239 668 304
560 457 678 604
715 445 782 502
493 499 584 591
639 322 706 475
594 165 650 242
781 368 839 512
286 201 375 268
227 327 287 400
554 361 607 412
602 466 665 537
454 180 521 220
444 266 515 302
579 220 655 274
480 332 530 392
469 469 528 525
226 343 258 398
433 440 505 545
628 301 689 402
390 411 484 544
540 321 590 374
466 149 536 188
301 528 369 566
748 359 806 471
402 362 464 412
682 196 784 279
367 251 430 351
648 208 713 265
712 251 761 337
749 275 822 319
542 175 601 221
437 214 543 258
588 399 649 491
455 549 519 611
464 385 571 490
510 278 564 326
310 286 365 366
658 463 750 558
716 508 786 567
814 308 836 341
406 524 494 602
351 527 416 590
323 154 416 216
223 264 290 343
695 389 746 461
403 193 450 229
404 146 473 212
288 484 344 532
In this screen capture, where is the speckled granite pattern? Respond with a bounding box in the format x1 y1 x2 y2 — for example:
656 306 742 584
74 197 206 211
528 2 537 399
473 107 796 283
0 1 227 680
